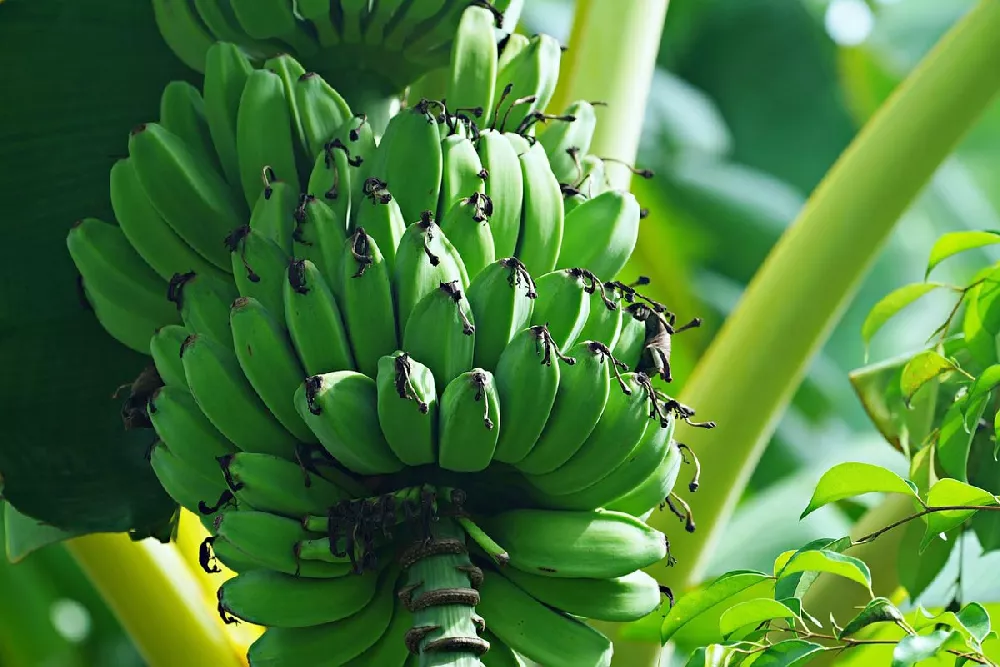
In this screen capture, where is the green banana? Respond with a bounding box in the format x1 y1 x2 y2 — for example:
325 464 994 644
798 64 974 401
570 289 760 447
376 351 438 467
246 566 398 666
438 368 500 472
537 101 597 184
284 259 356 375
402 280 476 388
577 280 624 349
230 296 316 444
229 0 317 56
262 54 308 166
492 325 564 465
166 270 239 348
297 0 338 46
529 268 592 351
236 68 301 208
290 193 344 286
447 5 498 127
475 129 523 259
193 0 275 57
294 371 405 475
151 0 215 72
353 180 407 271
336 115 377 217
148 385 237 485
339 228 400 378
438 192 496 281
128 122 245 270
606 440 686 517
180 333 299 459
338 0 369 43
439 133 486 221
496 33 529 73
364 0 406 46
342 595 411 667
78 279 163 354
205 534 264 574
557 190 640 279
149 324 190 388
203 41 253 200
477 568 613 667
466 257 536 370
221 451 350 517
393 215 469 333
483 508 667 578
514 341 611 475
149 440 228 517
248 176 298 254
494 33 561 135
305 130 354 237
513 142 563 276
295 71 352 159
613 301 647 370
227 225 290 318
480 631 524 667
503 130 530 154
159 79 218 172
501 567 662 623
382 0 447 51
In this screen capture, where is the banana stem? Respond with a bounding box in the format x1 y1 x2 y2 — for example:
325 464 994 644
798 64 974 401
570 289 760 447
66 532 244 667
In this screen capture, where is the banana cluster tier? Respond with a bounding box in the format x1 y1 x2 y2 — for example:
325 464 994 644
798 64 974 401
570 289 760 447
69 8 710 667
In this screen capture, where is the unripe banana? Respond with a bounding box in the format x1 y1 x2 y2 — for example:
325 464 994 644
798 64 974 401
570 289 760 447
306 130 356 237
246 565 398 666
149 440 230 520
219 565 380 628
338 0 369 43
128 122 245 270
483 508 667 578
110 158 228 282
342 595 411 667
203 42 253 200
515 341 611 475
229 0 318 56
480 631 524 667
150 325 190 388
294 371 405 475
447 5 498 127
230 296 316 444
475 129 523 258
497 33 530 73
167 270 239 348
613 301 648 370
221 451 350 517
439 133 487 221
352 180 407 272
393 215 469 333
248 177 298 254
503 130 531 154
180 333 299 459
335 115 377 215
439 192 496 281
294 71 352 164
557 190 641 280
339 229 400 378
264 54 308 164
193 1 275 59
284 259 355 375
529 268 592 351
148 385 236 485
465 257 535 370
298 0 338 46
289 194 343 290
237 68 301 208
376 352 438 466
492 325 564 464
607 440 686 517
151 0 215 73
477 568 613 667
206 535 264 575
79 280 163 354
494 33 562 135
514 142 563 276
402 281 476 388
537 101 597 184
227 225 290 318
438 368 500 472
159 80 218 173
577 280 624 349
500 567 662 623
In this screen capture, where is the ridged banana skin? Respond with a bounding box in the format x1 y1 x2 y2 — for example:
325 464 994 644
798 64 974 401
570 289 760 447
494 34 562 135
168 271 238 348
393 220 469 334
203 42 253 201
339 116 377 220
558 190 641 279
367 104 443 225
492 327 560 464
230 297 316 443
151 0 215 72
150 325 190 388
477 569 613 667
294 371 405 475
224 451 349 516
527 373 654 496
247 566 398 666
220 567 380 628
306 138 352 238
483 509 667 578
402 283 476 388
159 80 218 172
352 192 407 272
376 352 438 466
439 134 486 221
447 6 498 127
531 415 677 512
342 595 410 667
476 130 524 259
209 535 265 574
340 231 400 378
80 282 162 354
67 218 179 325
262 54 308 164
578 287 624 349
236 69 301 209
284 259 356 375
295 72 352 159
181 333 299 459
149 441 226 516
497 33 529 72
214 511 353 578
248 180 298 254
291 195 345 290
500 567 662 623
110 159 227 282
128 123 245 270
537 101 597 184
529 269 591 351
194 0 274 57
613 302 646 370
148 385 237 484
230 226 290 318
480 630 525 667
503 131 531 155
606 440 685 517
514 342 610 475
466 258 535 371
439 194 497 281
513 143 564 277
438 369 500 472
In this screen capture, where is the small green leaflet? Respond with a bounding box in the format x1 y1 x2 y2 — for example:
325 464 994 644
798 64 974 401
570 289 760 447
683 642 758 667
801 462 918 519
899 351 958 406
891 629 955 666
995 409 1000 460
963 364 1000 415
925 230 1000 278
920 478 998 550
773 537 852 601
963 283 999 368
862 283 947 351
913 603 992 652
838 597 906 638
777 549 872 593
4 502 84 562
937 398 983 482
719 598 799 638
747 639 825 666
661 571 773 643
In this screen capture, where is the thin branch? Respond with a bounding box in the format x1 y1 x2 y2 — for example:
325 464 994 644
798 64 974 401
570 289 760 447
852 505 1000 546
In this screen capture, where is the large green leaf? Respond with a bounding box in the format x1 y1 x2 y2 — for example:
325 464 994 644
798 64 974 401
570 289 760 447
0 0 187 532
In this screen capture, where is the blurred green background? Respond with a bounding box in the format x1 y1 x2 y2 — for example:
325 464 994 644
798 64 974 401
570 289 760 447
5 0 1000 664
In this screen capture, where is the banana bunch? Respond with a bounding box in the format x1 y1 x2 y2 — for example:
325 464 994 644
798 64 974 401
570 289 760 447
69 8 714 666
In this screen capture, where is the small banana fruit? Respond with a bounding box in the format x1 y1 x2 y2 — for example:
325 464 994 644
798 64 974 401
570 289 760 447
513 142 563 277
393 214 469 332
557 190 641 280
339 228 400 378
466 257 536 370
228 225 291 319
438 368 500 472
529 268 592 351
500 567 662 622
376 352 438 466
447 5 498 127
402 280 476 388
475 129 523 258
167 270 238 348
148 385 236 485
149 325 190 388
438 192 497 281
221 451 349 517
236 68 301 208
283 259 355 375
